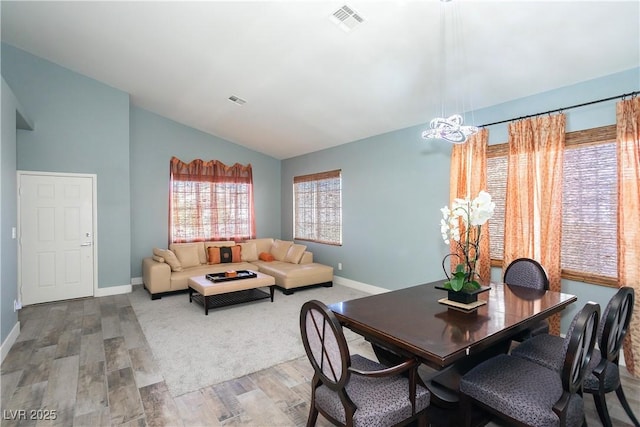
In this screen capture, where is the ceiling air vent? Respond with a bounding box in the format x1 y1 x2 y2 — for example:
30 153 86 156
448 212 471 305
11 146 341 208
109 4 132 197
330 5 365 32
228 95 247 106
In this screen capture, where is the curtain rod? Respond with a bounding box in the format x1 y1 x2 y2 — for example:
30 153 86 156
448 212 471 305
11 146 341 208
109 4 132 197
479 90 639 128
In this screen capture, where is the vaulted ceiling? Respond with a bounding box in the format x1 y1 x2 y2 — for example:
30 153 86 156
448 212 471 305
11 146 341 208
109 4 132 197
2 1 638 159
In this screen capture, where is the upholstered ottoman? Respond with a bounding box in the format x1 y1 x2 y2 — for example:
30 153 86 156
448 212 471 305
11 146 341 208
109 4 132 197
187 271 275 315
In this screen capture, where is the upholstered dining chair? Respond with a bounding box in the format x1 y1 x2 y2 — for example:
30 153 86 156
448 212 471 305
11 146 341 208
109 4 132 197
504 257 550 339
459 302 600 427
512 287 638 427
299 300 430 427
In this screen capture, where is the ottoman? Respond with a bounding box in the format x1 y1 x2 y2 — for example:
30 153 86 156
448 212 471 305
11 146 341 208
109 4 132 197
188 271 275 315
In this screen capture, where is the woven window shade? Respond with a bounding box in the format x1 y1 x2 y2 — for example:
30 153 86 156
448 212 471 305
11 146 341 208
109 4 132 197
487 125 617 284
487 155 507 260
562 141 617 278
294 170 342 245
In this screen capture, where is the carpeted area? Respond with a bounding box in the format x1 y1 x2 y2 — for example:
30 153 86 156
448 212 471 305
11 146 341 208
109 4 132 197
128 283 369 397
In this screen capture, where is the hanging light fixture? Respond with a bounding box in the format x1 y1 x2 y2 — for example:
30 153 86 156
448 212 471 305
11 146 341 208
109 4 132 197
422 0 478 144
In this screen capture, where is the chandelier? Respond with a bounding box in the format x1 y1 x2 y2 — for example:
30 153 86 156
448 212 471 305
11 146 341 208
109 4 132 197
422 114 478 144
422 0 478 144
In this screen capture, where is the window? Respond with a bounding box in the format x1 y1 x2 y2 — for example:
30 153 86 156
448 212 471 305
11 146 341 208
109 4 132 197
294 170 342 245
170 157 255 243
487 125 617 286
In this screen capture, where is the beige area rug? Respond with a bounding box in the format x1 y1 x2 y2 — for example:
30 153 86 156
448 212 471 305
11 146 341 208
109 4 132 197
128 283 370 397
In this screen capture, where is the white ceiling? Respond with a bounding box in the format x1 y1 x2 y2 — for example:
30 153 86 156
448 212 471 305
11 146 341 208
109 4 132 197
2 1 639 159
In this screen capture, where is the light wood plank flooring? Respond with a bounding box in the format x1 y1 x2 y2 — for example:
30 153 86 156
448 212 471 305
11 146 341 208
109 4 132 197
1 293 638 426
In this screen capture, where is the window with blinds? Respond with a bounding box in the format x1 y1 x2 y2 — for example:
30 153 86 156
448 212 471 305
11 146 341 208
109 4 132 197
170 180 253 242
487 125 617 286
293 170 342 245
487 151 507 261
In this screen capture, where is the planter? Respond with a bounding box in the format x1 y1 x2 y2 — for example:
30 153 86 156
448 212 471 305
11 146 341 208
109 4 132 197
435 284 491 304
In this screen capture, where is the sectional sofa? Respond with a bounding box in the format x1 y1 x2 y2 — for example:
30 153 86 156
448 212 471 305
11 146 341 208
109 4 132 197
141 238 334 299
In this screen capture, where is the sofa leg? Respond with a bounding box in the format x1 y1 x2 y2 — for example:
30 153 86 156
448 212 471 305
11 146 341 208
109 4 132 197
151 294 161 300
282 289 294 295
323 281 333 288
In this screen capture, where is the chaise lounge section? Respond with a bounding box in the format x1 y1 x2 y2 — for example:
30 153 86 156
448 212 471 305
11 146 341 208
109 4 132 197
141 238 333 299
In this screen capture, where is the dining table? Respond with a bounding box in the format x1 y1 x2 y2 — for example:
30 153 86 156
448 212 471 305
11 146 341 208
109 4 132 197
328 279 577 406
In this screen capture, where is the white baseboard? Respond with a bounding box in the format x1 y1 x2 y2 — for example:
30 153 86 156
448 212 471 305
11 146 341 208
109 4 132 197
131 276 143 285
1 321 20 364
95 284 132 297
334 276 389 295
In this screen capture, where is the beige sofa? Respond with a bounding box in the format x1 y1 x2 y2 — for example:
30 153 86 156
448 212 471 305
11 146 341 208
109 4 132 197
141 238 333 299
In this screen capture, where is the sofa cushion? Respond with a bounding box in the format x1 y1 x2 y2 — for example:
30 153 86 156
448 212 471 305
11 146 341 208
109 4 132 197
270 239 293 261
256 261 333 289
170 242 207 265
172 244 201 268
246 238 274 256
239 242 259 262
154 248 182 272
285 244 307 264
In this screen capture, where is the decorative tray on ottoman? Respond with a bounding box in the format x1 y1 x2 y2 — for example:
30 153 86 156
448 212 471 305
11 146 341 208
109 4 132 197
206 270 257 283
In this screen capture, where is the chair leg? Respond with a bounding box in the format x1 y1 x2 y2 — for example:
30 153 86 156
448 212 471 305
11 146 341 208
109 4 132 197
459 394 473 427
615 385 640 427
592 392 612 427
306 405 319 427
417 411 428 427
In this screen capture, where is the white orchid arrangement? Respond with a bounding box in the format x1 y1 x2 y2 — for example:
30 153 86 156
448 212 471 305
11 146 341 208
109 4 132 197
440 190 495 291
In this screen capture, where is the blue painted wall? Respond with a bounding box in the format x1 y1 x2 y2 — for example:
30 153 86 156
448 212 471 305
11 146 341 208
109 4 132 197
282 124 453 289
129 107 281 277
1 78 19 344
283 67 640 332
2 44 132 288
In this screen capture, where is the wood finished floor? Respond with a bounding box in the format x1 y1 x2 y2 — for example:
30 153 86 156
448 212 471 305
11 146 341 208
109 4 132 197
1 292 638 427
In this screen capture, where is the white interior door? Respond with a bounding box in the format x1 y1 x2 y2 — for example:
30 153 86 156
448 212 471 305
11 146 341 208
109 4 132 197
19 172 96 305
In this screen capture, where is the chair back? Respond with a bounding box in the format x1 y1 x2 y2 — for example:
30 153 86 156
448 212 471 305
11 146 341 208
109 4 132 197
600 287 634 363
300 300 350 391
503 258 549 290
562 302 599 395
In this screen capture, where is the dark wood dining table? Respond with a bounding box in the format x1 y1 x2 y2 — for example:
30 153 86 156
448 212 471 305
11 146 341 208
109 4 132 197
329 279 577 406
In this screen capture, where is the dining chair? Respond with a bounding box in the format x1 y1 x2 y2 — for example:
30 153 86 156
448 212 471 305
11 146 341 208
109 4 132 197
503 257 550 339
459 301 600 427
299 300 430 427
512 287 638 427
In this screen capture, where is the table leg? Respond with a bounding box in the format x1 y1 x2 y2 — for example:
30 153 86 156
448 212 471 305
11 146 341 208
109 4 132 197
426 339 511 408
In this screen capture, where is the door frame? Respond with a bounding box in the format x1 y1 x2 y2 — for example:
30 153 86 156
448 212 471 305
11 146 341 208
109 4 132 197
17 171 98 305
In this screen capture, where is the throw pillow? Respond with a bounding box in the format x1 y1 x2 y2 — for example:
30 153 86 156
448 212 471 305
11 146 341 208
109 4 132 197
207 247 221 264
154 248 182 272
259 252 275 262
152 255 165 263
219 247 233 263
270 239 293 261
173 244 201 268
239 242 258 262
231 245 242 263
284 244 307 264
